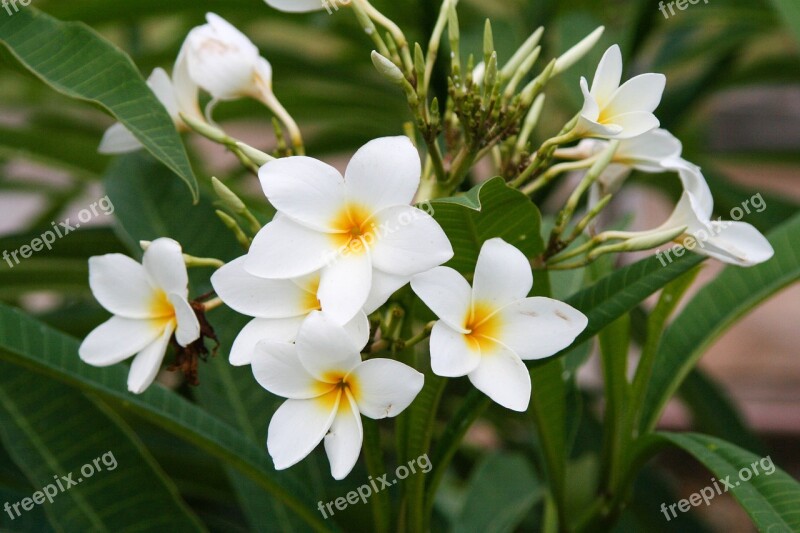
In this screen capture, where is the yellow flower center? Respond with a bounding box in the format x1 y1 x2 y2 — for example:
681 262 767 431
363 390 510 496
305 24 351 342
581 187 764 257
314 372 360 411
330 203 375 255
464 301 502 352
150 290 176 319
299 274 322 312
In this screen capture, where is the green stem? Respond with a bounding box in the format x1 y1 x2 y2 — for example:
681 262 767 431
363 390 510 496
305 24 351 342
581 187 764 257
363 419 391 533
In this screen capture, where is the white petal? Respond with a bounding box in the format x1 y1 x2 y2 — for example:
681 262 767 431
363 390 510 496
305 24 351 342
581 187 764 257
498 297 588 360
252 341 329 399
349 359 424 419
147 67 180 121
615 128 682 171
317 248 373 325
127 322 175 394
579 77 601 122
590 45 622 107
694 221 774 267
595 164 632 195
80 317 167 367
576 116 624 138
342 311 371 351
605 73 666 116
429 321 481 377
264 0 327 12
296 311 363 381
229 316 304 366
472 238 532 309
665 159 714 219
363 270 409 314
172 44 204 124
411 267 471 332
603 111 659 140
211 257 318 318
661 191 708 235
142 238 189 298
369 206 454 276
268 394 339 471
98 122 142 154
554 138 605 160
344 136 421 213
259 156 346 232
88 254 157 319
324 391 363 480
467 341 531 412
168 293 201 347
246 215 334 279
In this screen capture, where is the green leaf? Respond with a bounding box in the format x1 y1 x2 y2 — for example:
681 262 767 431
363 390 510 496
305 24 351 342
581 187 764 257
0 362 205 532
658 433 800 531
769 0 800 45
0 302 335 533
0 8 198 200
453 452 542 533
641 213 800 432
430 177 545 273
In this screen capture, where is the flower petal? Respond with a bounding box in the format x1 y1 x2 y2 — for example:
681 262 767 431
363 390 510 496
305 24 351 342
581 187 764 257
324 391 363 480
268 394 339 471
127 321 175 394
246 215 334 279
98 122 142 154
296 311 363 381
264 0 327 12
147 67 180 121
349 359 424 419
616 128 682 171
343 311 371 351
695 221 774 267
212 256 318 318
472 238 532 309
229 316 304 366
318 247 373 325
429 321 481 377
411 267 471 333
605 73 666 117
498 297 588 360
579 77 601 122
665 159 713 219
603 111 659 140
369 206 454 276
259 156 346 232
80 317 166 367
142 238 189 298
88 254 157 319
467 341 531 412
344 136 421 213
172 44 204 124
252 340 330 399
590 45 622 107
363 270 409 314
168 293 201 347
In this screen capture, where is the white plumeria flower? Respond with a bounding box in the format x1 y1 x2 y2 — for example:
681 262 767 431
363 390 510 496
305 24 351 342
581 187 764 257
557 128 683 197
576 45 666 140
177 13 273 106
654 162 774 267
411 238 588 412
246 136 454 323
210 256 370 366
264 0 332 12
98 68 202 154
79 238 201 394
255 311 423 479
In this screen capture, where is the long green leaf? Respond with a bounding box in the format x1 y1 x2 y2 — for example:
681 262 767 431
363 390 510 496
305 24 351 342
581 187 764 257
658 433 800 531
0 363 206 532
641 213 800 432
0 302 335 533
0 8 198 200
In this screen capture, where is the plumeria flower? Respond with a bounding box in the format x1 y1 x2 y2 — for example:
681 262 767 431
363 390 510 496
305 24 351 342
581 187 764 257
177 13 273 109
411 238 588 411
576 45 666 140
556 128 683 198
98 68 203 154
255 311 424 479
211 256 369 366
653 162 774 266
264 0 332 12
246 136 453 323
79 238 201 394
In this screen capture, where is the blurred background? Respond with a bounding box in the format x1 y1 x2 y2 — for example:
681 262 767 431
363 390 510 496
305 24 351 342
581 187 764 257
1 0 798 531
